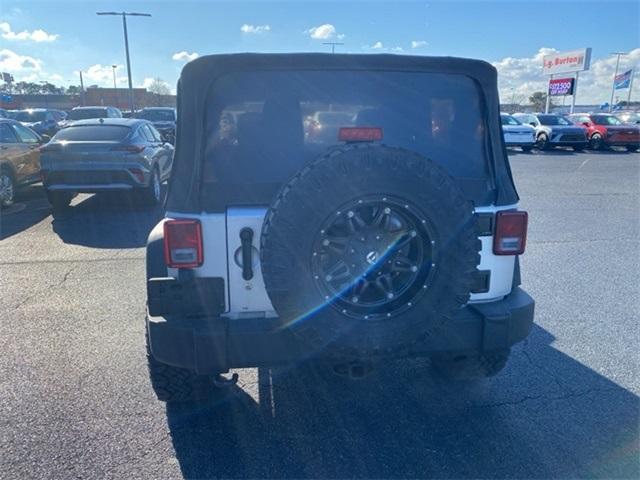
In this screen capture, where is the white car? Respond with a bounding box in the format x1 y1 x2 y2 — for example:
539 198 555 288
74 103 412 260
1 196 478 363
501 113 535 151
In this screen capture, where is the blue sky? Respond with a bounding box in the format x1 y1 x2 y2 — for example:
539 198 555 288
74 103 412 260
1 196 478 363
1 0 639 103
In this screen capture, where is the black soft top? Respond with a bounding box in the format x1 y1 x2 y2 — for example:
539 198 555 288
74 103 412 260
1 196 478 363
167 53 518 211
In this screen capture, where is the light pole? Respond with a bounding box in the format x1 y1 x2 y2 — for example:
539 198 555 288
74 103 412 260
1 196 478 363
609 52 627 112
39 81 49 108
111 64 118 109
96 11 151 113
322 42 344 54
111 64 118 89
78 70 85 106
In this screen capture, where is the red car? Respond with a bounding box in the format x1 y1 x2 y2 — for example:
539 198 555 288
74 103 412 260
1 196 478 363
568 113 640 152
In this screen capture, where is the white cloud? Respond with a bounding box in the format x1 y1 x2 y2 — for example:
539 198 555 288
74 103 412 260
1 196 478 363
307 23 339 40
0 22 58 42
492 47 640 105
84 63 126 86
172 51 199 62
240 24 271 34
411 40 428 49
391 46 404 53
371 41 384 50
0 48 42 72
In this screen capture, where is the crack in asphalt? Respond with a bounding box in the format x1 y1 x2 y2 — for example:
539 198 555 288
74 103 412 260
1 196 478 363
0 257 144 266
529 238 637 245
520 339 565 391
11 265 78 311
469 386 619 409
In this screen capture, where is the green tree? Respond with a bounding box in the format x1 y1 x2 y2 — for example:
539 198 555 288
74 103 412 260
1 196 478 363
65 85 82 96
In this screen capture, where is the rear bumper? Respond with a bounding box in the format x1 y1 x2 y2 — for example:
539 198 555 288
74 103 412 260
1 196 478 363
147 287 535 374
43 165 150 193
604 137 640 146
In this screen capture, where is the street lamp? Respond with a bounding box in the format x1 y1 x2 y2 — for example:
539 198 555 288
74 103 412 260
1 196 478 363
111 64 118 89
609 52 627 112
111 64 118 109
96 11 151 113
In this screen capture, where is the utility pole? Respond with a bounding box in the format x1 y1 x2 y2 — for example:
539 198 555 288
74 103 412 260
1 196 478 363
609 52 626 112
322 42 344 54
97 11 151 113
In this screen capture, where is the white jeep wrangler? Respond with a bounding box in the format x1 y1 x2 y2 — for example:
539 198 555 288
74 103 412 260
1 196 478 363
145 53 534 402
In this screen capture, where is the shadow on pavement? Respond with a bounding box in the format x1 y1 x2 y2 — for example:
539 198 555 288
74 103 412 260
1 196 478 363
166 324 639 479
0 184 51 240
51 191 164 249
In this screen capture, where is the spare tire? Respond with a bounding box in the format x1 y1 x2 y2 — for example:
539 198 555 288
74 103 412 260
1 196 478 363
261 144 480 356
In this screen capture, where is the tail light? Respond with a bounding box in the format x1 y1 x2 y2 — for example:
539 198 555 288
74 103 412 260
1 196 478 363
128 168 145 183
163 219 204 268
111 145 145 153
339 127 383 142
493 211 528 255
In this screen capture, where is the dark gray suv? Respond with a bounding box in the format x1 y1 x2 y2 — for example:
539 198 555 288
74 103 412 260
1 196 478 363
41 118 173 209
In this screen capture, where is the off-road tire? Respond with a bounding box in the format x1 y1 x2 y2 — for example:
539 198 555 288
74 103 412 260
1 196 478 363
431 349 511 380
0 167 16 208
261 144 481 357
146 330 219 403
46 190 73 211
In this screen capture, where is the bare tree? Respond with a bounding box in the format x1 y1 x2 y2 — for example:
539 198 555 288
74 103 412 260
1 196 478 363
146 78 171 96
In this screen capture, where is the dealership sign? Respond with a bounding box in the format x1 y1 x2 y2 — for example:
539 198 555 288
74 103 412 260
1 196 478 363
548 78 575 96
542 48 592 75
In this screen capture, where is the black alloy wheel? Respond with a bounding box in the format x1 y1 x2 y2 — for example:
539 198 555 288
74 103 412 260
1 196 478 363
310 196 436 320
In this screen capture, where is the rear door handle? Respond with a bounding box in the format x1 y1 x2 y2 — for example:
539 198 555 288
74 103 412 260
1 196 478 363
239 228 254 281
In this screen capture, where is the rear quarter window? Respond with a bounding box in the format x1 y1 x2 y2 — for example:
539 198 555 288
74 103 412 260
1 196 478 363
54 125 131 142
202 70 491 190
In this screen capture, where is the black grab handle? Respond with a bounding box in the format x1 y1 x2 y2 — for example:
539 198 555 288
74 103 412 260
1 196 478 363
239 228 254 280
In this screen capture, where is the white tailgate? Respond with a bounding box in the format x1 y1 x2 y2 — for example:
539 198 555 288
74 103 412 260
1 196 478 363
226 207 276 316
469 204 518 302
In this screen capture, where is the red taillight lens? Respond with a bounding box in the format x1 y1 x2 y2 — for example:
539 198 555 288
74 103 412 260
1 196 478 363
111 145 145 153
493 211 528 255
163 219 204 268
338 127 383 142
128 168 145 183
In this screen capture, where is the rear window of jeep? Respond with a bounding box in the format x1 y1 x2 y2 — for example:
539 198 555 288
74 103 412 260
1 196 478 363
202 70 490 187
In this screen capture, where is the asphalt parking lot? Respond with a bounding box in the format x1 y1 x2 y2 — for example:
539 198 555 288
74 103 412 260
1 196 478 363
0 149 638 479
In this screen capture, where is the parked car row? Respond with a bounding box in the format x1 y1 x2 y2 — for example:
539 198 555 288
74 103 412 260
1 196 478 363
0 117 174 209
501 112 639 152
